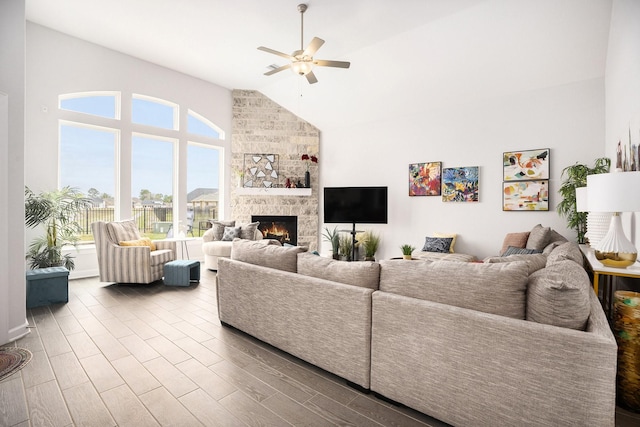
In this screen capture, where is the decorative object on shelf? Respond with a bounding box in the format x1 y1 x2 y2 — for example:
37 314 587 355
587 170 640 268
502 180 549 211
322 226 340 260
24 186 93 270
557 157 610 244
243 154 279 188
301 153 317 188
409 162 441 196
442 166 479 202
400 244 415 260
503 148 550 181
613 290 640 412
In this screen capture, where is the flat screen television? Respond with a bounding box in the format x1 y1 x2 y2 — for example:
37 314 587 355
324 186 388 224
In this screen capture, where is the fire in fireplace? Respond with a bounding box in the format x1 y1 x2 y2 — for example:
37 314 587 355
252 215 298 246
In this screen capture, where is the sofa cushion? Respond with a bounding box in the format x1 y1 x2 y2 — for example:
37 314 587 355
483 253 548 275
239 221 260 240
433 232 457 253
421 237 453 253
106 219 139 243
526 224 551 251
379 260 530 319
231 238 303 273
546 242 584 267
222 226 241 241
211 220 235 241
500 231 530 255
527 259 591 330
297 253 380 290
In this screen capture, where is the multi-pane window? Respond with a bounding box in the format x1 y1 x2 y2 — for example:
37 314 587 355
58 92 223 241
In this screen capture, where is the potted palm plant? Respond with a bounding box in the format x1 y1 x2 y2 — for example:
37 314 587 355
25 186 93 270
322 226 340 260
557 158 610 244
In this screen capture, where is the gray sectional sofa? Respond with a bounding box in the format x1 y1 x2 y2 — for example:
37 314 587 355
216 238 617 427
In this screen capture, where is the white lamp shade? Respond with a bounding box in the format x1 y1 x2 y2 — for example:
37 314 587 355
575 187 588 212
587 171 640 212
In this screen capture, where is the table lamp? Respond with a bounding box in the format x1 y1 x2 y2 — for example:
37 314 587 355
587 171 640 268
575 186 612 248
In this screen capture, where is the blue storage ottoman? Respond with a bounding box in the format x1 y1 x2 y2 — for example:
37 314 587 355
26 267 69 308
164 260 200 286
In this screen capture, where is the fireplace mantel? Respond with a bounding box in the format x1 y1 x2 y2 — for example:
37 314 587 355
236 188 312 196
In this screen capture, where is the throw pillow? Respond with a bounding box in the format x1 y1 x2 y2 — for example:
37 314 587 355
422 237 453 253
526 224 551 251
211 220 235 241
239 221 260 240
546 241 584 267
434 232 457 253
500 231 530 255
483 253 547 275
119 237 157 251
221 226 241 241
526 259 591 330
502 246 541 256
107 219 140 243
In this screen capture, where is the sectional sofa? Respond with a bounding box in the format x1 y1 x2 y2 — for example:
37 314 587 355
216 238 617 427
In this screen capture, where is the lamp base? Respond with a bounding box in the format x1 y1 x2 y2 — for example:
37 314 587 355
594 250 637 268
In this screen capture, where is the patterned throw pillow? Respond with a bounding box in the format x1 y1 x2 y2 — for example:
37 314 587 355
502 246 541 256
221 226 241 241
434 232 457 253
421 237 453 253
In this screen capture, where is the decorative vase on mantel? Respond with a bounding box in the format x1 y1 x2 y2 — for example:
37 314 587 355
305 171 310 188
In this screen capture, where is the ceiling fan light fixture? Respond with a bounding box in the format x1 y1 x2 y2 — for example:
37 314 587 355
291 59 313 76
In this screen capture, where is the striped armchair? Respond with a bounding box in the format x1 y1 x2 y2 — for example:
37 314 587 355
91 220 176 284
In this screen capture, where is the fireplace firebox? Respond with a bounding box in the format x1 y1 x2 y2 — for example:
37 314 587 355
252 215 298 246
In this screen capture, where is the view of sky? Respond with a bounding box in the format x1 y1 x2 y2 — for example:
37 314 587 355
59 94 220 199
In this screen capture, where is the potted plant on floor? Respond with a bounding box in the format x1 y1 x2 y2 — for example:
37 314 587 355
322 226 340 260
557 158 610 244
339 234 353 261
361 231 381 261
24 186 93 308
400 244 415 260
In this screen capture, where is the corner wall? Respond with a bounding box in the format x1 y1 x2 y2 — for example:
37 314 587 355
231 90 320 250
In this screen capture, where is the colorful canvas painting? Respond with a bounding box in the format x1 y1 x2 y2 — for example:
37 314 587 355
503 180 549 211
409 162 441 196
442 167 479 202
503 148 549 181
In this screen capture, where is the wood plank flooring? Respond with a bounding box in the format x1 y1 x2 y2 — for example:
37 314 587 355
0 266 638 426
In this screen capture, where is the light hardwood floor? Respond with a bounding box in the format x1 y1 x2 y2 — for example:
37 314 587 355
1 266 639 427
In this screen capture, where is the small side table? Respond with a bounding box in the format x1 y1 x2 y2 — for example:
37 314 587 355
164 260 200 287
163 236 197 259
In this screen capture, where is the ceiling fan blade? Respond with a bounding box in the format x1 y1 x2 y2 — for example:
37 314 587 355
264 63 292 76
314 59 351 69
305 71 318 84
303 37 325 57
258 46 295 61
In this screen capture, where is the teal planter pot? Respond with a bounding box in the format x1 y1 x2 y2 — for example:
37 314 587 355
26 267 69 309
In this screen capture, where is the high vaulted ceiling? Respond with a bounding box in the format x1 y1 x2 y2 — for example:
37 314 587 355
26 0 613 130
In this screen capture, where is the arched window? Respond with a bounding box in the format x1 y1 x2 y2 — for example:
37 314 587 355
58 92 224 241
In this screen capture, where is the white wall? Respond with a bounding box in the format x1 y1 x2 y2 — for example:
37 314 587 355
320 78 605 260
605 0 640 248
0 0 29 345
26 23 232 276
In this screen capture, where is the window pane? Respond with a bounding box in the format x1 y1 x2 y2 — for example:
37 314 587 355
132 96 176 130
188 111 221 139
132 135 174 237
187 143 220 236
60 94 117 119
59 123 116 241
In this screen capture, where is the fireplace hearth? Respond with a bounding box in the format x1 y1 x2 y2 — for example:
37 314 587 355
252 215 297 246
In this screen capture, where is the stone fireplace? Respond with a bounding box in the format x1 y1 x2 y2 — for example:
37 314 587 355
252 215 297 245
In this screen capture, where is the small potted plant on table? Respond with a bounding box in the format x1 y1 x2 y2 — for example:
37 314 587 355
400 244 415 260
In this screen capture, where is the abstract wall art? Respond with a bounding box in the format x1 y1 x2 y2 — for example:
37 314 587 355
442 166 479 202
503 148 550 181
409 162 441 196
503 180 549 211
242 153 279 188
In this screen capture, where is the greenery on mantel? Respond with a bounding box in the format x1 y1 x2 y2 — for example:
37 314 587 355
557 157 610 244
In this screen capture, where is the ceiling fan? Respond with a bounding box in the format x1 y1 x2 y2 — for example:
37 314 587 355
258 3 350 84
